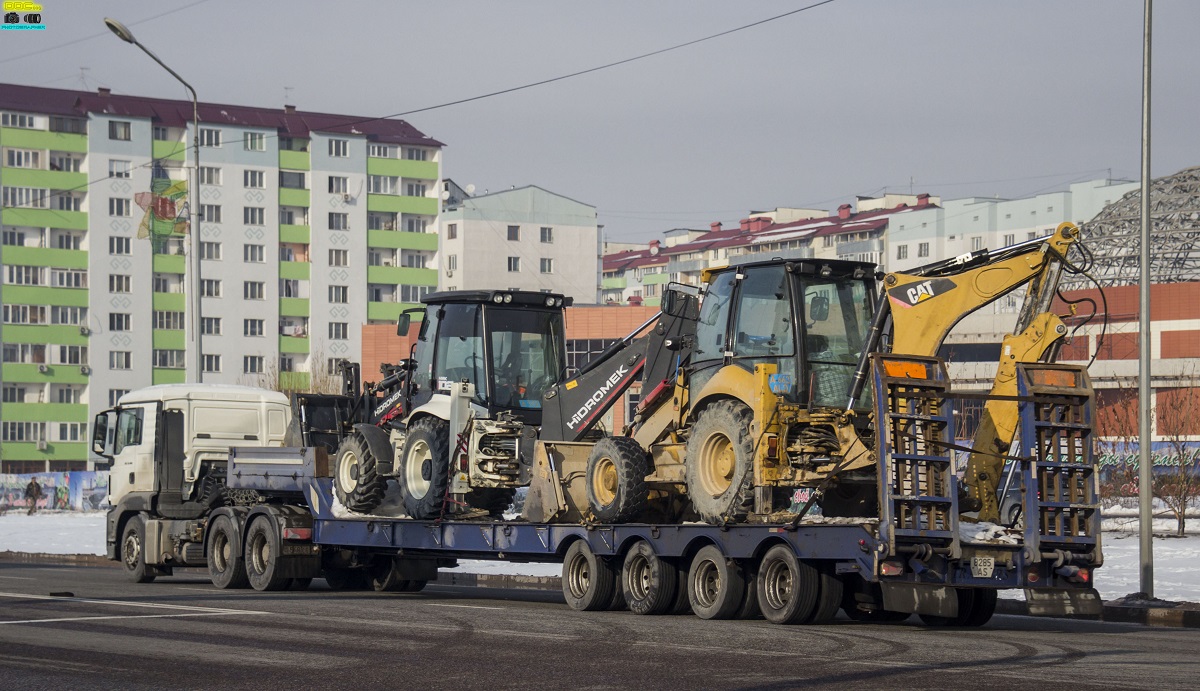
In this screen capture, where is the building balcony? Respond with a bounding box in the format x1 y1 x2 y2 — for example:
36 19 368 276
279 187 310 208
279 224 310 243
640 273 670 285
152 292 186 311
366 229 438 251
0 245 88 269
279 260 310 280
3 324 88 346
0 167 87 190
366 194 437 216
1 363 90 384
2 285 88 308
366 265 436 286
280 297 310 317
367 301 419 322
152 253 186 274
366 157 438 181
152 368 186 385
279 335 310 353
152 330 186 350
2 207 87 230
1 441 86 462
0 127 87 153
152 140 187 161
279 149 310 171
0 402 88 423
279 371 310 391
602 276 627 290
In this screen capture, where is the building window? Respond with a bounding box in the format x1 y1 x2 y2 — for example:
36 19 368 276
1003 233 1015 246
244 207 265 225
405 182 426 197
108 274 131 293
405 217 427 233
1 385 25 403
201 279 222 297
403 251 427 269
199 166 221 185
368 143 394 158
243 244 264 263
281 279 300 298
108 160 131 179
368 175 398 195
2 186 47 209
244 319 265 337
153 311 185 330
244 281 265 300
329 249 348 267
244 132 265 151
328 176 348 194
447 254 458 272
51 306 87 325
153 350 186 369
507 256 520 272
203 354 222 373
918 242 929 258
972 236 983 251
329 285 349 303
108 121 131 141
329 212 349 230
109 313 131 331
540 258 554 274
1 112 36 128
243 355 265 374
5 148 40 168
404 147 428 161
109 389 129 406
199 204 222 223
329 322 348 340
4 265 43 286
244 169 265 188
447 223 457 240
540 227 553 243
507 225 520 241
200 128 221 147
279 356 294 373
109 351 132 370
200 241 222 260
400 285 430 302
109 237 131 255
1028 231 1038 241
201 317 222 335
153 126 169 141
2 304 45 324
329 139 348 157
109 198 131 217
51 269 87 288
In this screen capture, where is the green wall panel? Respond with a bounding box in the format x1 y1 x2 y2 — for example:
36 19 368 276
152 254 186 274
279 371 310 390
152 368 187 385
366 158 438 180
1 208 88 230
0 127 88 153
152 292 186 311
152 140 187 161
2 324 88 346
2 286 88 307
367 230 438 251
280 298 310 317
366 194 437 216
1 402 88 423
366 265 436 286
1 363 89 383
602 276 627 289
279 224 310 243
152 330 186 349
1 246 88 269
279 261 310 280
367 301 422 322
0 167 87 190
279 336 310 353
279 187 310 207
0 441 87 462
279 150 310 171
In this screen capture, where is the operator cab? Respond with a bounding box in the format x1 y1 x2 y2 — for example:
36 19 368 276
693 259 877 408
402 290 571 425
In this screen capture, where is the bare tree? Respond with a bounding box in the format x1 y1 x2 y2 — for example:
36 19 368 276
237 341 344 395
1153 376 1200 536
1095 382 1140 504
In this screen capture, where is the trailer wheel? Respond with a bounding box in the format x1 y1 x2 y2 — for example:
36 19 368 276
562 541 617 611
400 417 450 520
735 559 762 619
207 515 249 589
121 515 155 583
586 437 651 523
688 545 745 620
369 557 412 592
244 516 291 591
919 587 991 627
334 433 388 514
621 541 678 615
402 579 428 592
756 545 820 624
810 569 844 625
685 401 755 524
841 582 910 623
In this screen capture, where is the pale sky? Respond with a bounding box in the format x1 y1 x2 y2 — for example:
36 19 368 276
2 0 1197 242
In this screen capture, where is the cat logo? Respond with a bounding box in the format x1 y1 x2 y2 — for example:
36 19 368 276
887 277 956 309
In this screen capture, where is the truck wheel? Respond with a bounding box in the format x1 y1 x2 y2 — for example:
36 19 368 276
756 545 820 624
334 433 388 514
400 417 450 520
963 589 998 627
121 515 155 583
586 436 651 523
810 569 844 625
562 540 617 611
244 516 291 591
207 515 249 589
369 558 411 592
688 545 745 620
685 401 755 524
671 566 693 615
735 559 762 619
621 541 678 615
402 579 428 592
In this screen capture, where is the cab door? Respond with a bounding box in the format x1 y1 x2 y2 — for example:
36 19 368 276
727 265 800 402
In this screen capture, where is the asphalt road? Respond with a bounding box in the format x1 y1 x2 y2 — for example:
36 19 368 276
1 561 1197 690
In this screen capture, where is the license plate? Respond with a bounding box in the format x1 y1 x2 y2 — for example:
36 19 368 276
970 556 995 578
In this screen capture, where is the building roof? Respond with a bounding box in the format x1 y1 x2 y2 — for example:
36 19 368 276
0 83 443 147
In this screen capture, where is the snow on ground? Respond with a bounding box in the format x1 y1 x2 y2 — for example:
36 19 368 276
0 511 1195 600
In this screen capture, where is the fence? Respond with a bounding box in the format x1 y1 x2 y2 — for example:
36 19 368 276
0 471 109 513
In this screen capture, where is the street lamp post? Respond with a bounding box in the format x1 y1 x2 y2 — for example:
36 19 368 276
104 17 203 383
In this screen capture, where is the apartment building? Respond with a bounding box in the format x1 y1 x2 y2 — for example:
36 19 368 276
0 84 442 472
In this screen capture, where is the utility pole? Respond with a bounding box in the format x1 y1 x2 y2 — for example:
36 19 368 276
1137 0 1154 598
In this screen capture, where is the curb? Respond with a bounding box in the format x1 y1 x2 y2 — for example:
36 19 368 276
6 552 1197 627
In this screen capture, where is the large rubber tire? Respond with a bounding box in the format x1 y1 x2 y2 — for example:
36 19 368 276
207 515 249 589
685 401 755 524
841 580 910 623
621 541 678 615
810 569 844 625
586 436 651 523
244 516 292 591
562 541 617 612
756 545 820 625
671 566 693 615
120 514 155 583
323 567 371 591
369 557 412 593
400 417 450 520
735 559 762 619
919 588 996 627
688 545 746 620
334 433 388 514
402 579 428 592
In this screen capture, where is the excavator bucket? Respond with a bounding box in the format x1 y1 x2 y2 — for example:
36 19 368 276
522 441 592 523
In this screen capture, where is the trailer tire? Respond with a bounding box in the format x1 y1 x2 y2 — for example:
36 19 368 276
244 516 291 591
402 579 428 592
585 436 651 523
686 401 755 524
756 545 820 625
810 569 844 625
562 541 617 612
621 541 678 615
735 559 762 619
369 558 411 592
962 589 997 627
334 433 388 514
400 417 451 520
688 545 745 620
207 515 249 589
120 515 155 583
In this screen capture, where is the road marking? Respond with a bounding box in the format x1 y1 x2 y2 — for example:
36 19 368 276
0 576 34 580
0 591 267 615
0 611 262 625
421 603 506 611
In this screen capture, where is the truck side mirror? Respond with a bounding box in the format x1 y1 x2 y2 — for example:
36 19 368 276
661 283 700 320
396 313 411 336
92 410 115 460
809 295 830 322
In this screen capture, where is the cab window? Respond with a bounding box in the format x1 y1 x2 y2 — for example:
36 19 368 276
113 407 144 453
693 272 736 362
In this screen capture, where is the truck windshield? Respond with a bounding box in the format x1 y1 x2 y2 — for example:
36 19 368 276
804 276 873 408
486 308 565 410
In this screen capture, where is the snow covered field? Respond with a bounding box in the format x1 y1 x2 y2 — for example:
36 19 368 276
0 512 1193 600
